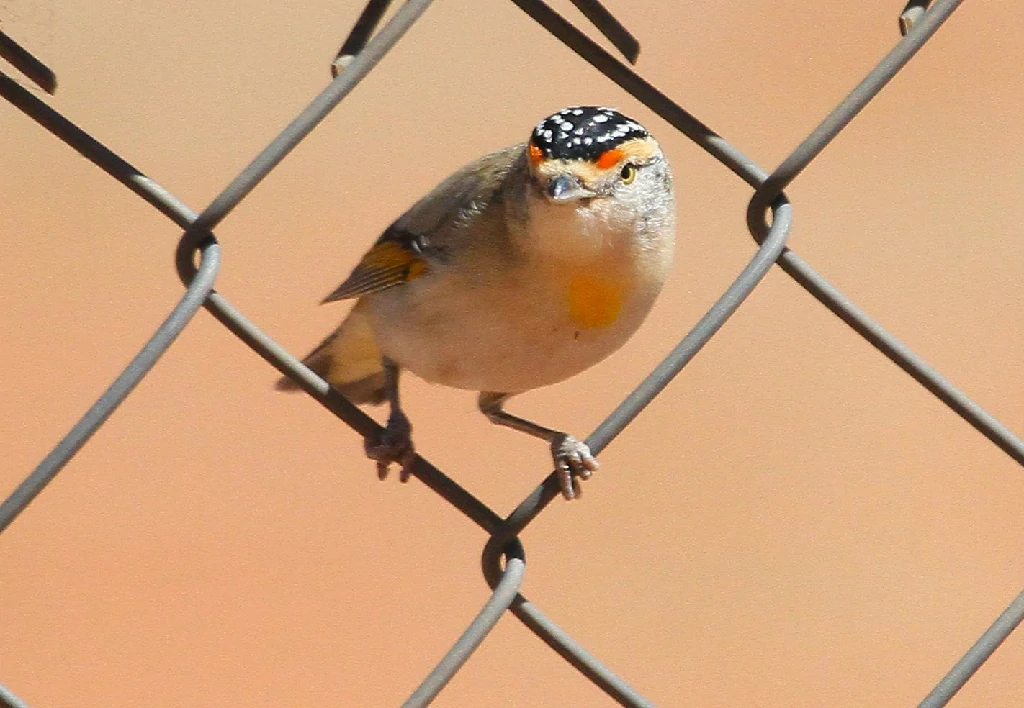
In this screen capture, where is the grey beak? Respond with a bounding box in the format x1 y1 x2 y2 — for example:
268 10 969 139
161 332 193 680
547 173 589 202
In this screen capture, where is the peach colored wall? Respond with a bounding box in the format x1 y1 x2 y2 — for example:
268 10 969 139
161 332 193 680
2 1 1022 706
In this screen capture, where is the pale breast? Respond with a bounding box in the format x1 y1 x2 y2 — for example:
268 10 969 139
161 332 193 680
364 231 672 393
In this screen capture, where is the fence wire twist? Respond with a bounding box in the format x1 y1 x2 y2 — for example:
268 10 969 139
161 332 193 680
2 1 1022 706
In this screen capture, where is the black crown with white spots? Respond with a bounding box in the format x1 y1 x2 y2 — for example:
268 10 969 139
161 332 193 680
530 106 649 162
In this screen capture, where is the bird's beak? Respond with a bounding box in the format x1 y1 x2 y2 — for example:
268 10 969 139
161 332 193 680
547 173 593 202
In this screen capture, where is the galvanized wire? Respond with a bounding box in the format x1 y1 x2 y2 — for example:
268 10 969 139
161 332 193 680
0 26 55 93
0 682 30 708
919 589 1024 707
404 540 527 706
1 1 1021 706
0 71 221 535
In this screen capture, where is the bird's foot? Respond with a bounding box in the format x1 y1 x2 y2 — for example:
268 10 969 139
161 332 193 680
365 410 416 482
552 434 599 500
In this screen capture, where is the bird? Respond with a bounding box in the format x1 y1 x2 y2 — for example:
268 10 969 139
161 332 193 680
277 106 676 499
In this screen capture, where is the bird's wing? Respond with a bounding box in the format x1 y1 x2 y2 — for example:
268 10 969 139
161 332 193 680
322 143 524 303
321 231 427 302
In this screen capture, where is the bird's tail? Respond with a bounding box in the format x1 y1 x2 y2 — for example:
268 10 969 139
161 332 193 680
275 300 386 404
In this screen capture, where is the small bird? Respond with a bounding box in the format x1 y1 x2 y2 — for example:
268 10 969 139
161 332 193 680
278 106 676 499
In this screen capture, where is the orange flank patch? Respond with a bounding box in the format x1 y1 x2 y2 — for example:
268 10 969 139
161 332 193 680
528 141 545 164
595 148 624 170
566 273 624 330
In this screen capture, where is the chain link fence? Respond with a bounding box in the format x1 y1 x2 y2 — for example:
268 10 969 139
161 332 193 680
1 0 1021 705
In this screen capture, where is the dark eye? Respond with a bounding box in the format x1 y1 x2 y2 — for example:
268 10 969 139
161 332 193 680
620 163 637 184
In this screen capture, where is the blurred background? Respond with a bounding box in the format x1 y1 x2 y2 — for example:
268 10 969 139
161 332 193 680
2 1 1022 705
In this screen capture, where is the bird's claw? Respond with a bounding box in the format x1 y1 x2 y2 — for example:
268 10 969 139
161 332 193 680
365 411 416 482
552 434 599 500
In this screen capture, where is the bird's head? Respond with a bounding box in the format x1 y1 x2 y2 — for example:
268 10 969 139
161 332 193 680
526 106 668 205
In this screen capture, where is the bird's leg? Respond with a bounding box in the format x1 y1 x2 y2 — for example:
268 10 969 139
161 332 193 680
365 358 416 482
478 391 598 500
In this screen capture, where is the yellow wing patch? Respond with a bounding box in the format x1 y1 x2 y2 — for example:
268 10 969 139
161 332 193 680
325 302 383 386
322 241 427 303
566 274 624 330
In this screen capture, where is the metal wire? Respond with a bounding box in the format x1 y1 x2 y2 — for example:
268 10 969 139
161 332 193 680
566 0 640 63
1 1 1020 706
0 240 220 534
919 589 1024 707
0 71 221 534
404 540 527 706
0 682 30 708
0 26 56 93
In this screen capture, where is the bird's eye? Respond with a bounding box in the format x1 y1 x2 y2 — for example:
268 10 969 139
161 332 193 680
620 163 637 184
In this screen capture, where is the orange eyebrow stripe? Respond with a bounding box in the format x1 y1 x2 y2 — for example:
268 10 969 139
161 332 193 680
595 148 624 169
528 142 544 164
